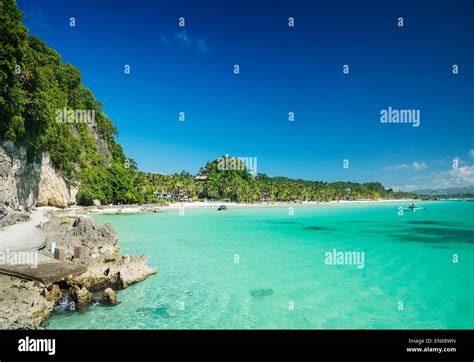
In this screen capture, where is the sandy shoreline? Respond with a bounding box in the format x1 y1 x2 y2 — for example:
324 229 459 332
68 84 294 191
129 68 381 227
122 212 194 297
61 198 420 216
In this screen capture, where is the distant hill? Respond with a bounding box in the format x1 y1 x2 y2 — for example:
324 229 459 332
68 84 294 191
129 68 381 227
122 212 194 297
414 186 474 196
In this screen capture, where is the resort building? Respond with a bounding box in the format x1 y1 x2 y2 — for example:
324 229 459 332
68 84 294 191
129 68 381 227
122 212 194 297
194 175 208 183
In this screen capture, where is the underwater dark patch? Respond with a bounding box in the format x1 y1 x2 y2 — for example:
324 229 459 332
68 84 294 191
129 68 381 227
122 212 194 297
362 230 383 234
136 304 172 318
406 221 461 226
303 226 333 231
391 227 473 244
136 307 154 314
276 221 300 225
250 288 274 298
153 305 171 318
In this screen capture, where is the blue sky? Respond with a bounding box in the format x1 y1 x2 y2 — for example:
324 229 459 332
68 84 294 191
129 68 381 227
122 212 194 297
17 0 474 191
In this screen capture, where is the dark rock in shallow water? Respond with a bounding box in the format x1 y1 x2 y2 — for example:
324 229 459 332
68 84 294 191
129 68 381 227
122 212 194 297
153 304 171 318
136 307 154 314
136 305 171 318
250 288 274 298
406 221 460 226
392 227 474 245
102 288 117 305
304 225 332 231
217 205 227 211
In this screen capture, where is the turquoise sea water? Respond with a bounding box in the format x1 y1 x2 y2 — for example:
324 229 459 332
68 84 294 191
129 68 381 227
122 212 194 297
44 201 474 329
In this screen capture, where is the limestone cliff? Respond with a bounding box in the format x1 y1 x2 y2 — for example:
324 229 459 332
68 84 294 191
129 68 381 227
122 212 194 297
0 141 78 210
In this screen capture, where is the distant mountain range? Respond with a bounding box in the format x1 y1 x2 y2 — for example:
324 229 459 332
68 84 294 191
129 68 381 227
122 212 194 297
414 186 474 196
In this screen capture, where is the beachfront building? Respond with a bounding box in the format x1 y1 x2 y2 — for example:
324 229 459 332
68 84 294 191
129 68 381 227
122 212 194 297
177 189 189 202
340 187 352 201
155 191 173 201
194 175 208 183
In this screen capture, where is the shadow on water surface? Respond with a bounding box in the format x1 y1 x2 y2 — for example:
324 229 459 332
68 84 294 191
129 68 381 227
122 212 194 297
250 288 274 298
406 220 463 226
303 226 333 231
136 304 172 318
391 227 474 245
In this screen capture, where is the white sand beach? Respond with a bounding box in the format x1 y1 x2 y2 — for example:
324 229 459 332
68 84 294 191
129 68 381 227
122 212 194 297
50 199 419 219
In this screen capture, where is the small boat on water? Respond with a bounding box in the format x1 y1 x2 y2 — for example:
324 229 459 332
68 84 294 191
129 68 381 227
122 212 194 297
404 203 427 211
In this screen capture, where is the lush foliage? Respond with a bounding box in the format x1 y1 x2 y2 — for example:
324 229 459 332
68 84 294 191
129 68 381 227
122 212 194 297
141 157 418 203
0 0 143 205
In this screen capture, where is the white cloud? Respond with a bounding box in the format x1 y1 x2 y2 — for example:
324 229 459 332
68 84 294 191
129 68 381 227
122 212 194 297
431 165 474 188
393 166 474 191
412 161 427 171
383 161 427 172
382 164 409 172
175 30 191 45
160 30 210 54
468 149 474 158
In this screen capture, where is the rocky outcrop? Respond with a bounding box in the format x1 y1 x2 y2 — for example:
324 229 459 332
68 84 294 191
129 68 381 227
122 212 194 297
1 213 156 329
0 141 78 210
0 141 39 211
102 288 117 305
65 254 157 290
36 153 78 208
68 286 92 310
43 215 119 260
54 215 157 297
115 255 157 287
0 203 29 229
44 284 62 304
0 275 55 329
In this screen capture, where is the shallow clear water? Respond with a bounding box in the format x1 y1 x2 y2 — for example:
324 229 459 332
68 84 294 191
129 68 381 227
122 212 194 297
44 201 474 329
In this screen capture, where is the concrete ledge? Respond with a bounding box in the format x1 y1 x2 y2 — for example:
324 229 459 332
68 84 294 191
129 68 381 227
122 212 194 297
0 260 87 285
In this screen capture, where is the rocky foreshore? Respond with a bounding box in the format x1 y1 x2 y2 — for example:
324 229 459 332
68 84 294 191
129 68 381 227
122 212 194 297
0 211 157 329
0 203 30 229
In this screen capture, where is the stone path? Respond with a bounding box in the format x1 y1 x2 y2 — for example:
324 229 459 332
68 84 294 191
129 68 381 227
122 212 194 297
0 208 48 250
0 207 86 284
